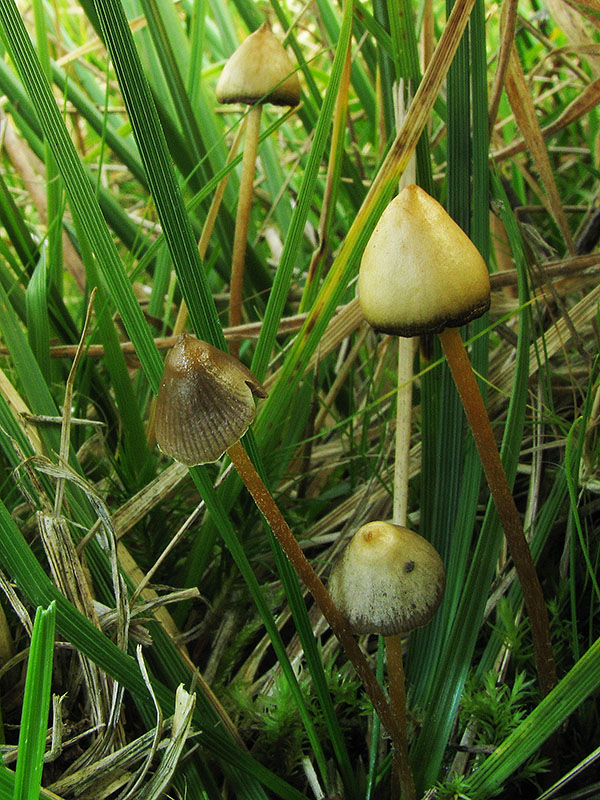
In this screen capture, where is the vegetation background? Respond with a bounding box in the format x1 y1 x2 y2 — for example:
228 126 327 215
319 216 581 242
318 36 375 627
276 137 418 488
0 0 598 798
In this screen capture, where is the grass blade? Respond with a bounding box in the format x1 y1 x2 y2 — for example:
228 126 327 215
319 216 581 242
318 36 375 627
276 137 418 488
13 602 56 800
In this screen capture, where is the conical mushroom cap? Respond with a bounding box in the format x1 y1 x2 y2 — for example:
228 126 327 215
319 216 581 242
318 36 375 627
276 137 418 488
358 185 491 336
155 334 267 466
216 23 300 107
328 521 445 636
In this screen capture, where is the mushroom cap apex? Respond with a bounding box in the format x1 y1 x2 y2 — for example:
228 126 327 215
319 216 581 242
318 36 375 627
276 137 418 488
216 23 301 107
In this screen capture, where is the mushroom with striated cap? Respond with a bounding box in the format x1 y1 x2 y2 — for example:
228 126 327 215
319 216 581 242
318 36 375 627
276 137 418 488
155 333 267 466
154 335 409 762
216 22 301 357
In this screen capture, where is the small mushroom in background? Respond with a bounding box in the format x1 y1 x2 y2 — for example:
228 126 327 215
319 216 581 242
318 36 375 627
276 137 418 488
357 184 556 701
329 520 445 800
216 22 301 358
155 333 267 465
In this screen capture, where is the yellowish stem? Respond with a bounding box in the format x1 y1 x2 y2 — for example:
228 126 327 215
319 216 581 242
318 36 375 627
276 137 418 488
438 326 556 697
229 105 262 358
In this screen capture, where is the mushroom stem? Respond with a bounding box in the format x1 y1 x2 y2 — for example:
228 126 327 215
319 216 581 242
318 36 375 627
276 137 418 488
225 439 404 749
385 634 415 800
394 337 414 526
229 104 262 358
438 325 557 697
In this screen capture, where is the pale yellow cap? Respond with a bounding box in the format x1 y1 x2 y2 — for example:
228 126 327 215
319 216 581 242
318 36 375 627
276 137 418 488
358 185 490 336
216 23 300 107
328 521 445 636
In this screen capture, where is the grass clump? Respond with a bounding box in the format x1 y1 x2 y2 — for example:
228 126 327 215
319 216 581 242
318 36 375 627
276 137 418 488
0 0 599 798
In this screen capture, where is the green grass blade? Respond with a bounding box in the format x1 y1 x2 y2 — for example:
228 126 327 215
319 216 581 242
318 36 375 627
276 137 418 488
25 251 51 385
0 279 61 454
13 602 56 800
408 0 490 707
251 0 354 382
411 173 533 792
254 0 477 445
0 0 164 390
92 0 224 352
51 63 147 188
267 529 357 799
0 497 306 800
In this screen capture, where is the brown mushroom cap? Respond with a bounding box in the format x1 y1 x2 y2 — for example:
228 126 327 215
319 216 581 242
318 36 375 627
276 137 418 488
155 334 267 466
215 22 300 107
358 184 491 337
328 521 445 636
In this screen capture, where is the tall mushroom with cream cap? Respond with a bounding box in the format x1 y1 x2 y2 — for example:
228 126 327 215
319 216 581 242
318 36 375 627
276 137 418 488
216 23 300 357
358 184 490 337
330 521 445 800
358 184 556 700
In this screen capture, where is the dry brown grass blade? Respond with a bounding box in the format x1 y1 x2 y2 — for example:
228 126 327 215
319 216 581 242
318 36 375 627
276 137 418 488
263 299 363 390
565 0 600 14
46 707 191 797
493 76 600 161
112 462 188 537
488 0 519 132
111 448 245 751
545 0 600 76
13 314 310 361
490 281 600 411
505 45 576 253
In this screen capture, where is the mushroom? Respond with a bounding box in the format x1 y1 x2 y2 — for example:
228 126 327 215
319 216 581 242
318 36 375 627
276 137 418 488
329 521 445 636
357 184 556 698
329 521 445 800
358 184 490 337
216 22 300 357
154 334 406 757
155 333 267 465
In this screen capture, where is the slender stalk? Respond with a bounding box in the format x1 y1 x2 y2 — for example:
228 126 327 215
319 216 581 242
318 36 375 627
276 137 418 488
386 634 416 800
438 326 557 697
394 337 414 525
225 440 404 749
390 90 417 797
229 104 262 358
390 335 415 798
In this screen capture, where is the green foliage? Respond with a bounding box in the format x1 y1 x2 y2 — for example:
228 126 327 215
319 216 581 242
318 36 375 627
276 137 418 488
461 670 536 749
0 0 597 796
